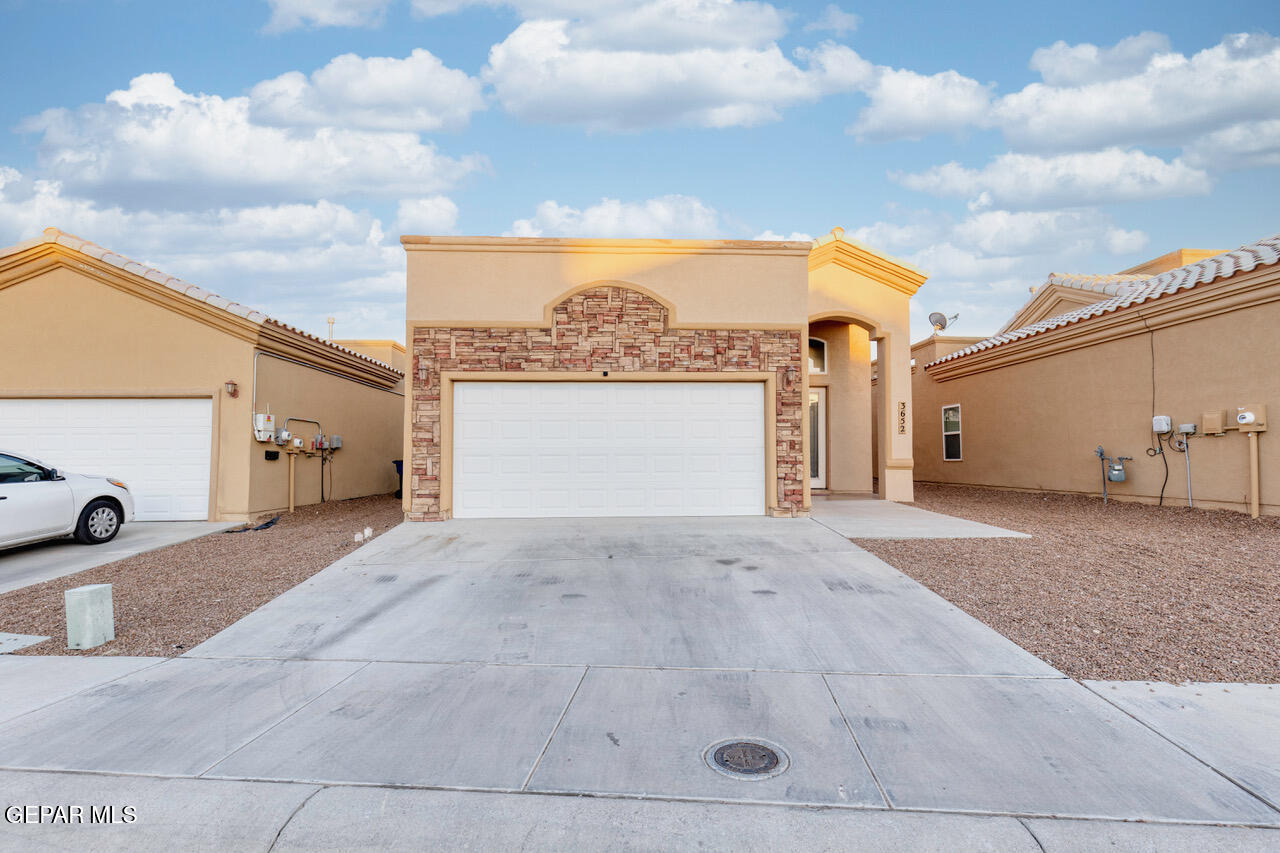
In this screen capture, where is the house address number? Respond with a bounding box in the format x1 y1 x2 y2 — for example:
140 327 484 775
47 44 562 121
897 401 908 435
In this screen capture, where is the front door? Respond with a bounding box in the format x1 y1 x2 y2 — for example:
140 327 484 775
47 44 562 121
809 387 827 489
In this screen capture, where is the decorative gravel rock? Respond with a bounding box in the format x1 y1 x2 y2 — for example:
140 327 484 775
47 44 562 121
856 484 1280 684
0 495 403 658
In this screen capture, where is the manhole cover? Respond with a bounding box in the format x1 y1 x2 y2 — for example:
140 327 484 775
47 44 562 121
704 738 790 780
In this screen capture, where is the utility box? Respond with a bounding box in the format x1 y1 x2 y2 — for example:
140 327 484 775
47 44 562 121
253 413 275 442
1235 404 1268 432
65 584 114 649
1202 410 1227 435
1152 415 1172 433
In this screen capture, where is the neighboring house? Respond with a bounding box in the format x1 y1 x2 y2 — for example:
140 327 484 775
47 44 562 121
0 228 405 522
894 234 1280 517
401 228 926 520
332 340 408 392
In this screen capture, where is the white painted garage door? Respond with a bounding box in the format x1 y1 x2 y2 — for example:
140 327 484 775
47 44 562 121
452 381 766 518
0 398 213 520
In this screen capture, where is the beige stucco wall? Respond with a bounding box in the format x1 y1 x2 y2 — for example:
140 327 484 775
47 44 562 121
807 238 923 502
0 265 255 520
911 300 1280 515
248 354 402 514
809 320 873 492
404 237 812 328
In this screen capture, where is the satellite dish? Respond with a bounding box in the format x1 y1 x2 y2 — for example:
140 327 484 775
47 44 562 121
928 312 959 331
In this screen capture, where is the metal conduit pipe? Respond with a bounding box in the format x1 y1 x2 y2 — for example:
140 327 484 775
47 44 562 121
1249 431 1260 519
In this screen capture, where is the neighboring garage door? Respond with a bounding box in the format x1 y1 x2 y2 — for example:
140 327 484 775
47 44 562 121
0 398 213 520
453 381 765 518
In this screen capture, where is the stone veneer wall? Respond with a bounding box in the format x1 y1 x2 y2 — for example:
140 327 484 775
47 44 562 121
409 285 804 520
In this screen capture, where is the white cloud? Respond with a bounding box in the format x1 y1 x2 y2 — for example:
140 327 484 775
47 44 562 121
1104 226 1149 255
828 203 1157 340
895 148 1211 209
1184 119 1280 170
804 4 859 36
754 230 813 241
995 32 1280 151
508 194 721 237
1029 31 1171 87
851 67 993 141
395 196 460 234
20 73 485 208
413 0 787 49
263 0 393 32
484 22 867 129
250 50 485 132
847 217 949 251
843 31 1280 152
553 0 788 52
952 210 1147 257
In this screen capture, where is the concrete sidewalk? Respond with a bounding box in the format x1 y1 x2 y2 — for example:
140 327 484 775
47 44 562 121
3 771 1277 852
1 516 1277 849
0 521 235 594
810 494 1030 538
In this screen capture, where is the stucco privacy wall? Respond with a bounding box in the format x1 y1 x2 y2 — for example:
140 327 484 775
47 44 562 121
913 259 1280 516
248 355 403 514
404 238 813 521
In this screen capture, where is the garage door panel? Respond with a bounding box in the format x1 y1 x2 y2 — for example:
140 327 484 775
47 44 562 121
0 398 212 521
453 381 765 518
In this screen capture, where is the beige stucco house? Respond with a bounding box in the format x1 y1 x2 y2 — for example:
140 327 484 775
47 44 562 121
402 228 926 521
895 233 1279 517
0 228 405 522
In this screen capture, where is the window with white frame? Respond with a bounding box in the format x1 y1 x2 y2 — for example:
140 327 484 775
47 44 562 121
808 338 827 374
942 405 962 461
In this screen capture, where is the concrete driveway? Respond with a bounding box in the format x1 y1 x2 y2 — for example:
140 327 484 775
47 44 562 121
0 521 235 594
1 514 1278 851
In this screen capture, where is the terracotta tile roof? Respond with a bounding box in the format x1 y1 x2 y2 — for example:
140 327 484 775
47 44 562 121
1040 272 1150 297
928 233 1280 368
1 227 401 375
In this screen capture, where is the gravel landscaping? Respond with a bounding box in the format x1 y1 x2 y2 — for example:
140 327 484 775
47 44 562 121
0 494 402 657
855 484 1280 684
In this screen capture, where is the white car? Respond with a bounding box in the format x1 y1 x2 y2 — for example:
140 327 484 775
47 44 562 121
0 450 135 549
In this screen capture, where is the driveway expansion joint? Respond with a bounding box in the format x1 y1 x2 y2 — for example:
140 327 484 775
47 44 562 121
822 672 892 809
522 666 590 791
1078 679 1280 817
195 660 373 779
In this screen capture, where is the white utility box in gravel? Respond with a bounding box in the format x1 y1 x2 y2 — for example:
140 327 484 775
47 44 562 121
65 584 114 649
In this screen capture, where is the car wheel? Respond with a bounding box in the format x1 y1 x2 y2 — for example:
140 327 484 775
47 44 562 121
75 499 121 545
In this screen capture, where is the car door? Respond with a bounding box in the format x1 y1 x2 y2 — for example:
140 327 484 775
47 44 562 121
0 453 74 545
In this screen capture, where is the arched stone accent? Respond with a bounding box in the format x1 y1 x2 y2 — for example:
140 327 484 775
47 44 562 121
409 285 804 520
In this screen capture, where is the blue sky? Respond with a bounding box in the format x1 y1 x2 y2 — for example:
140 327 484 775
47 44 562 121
1 0 1277 341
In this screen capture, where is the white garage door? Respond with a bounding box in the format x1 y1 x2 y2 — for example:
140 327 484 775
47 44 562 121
0 398 213 521
453 381 766 518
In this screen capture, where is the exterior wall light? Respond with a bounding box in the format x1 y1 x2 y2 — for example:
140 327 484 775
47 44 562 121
225 380 239 398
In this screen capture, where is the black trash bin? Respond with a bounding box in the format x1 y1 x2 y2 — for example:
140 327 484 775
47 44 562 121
393 459 403 500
